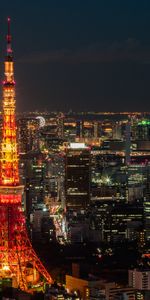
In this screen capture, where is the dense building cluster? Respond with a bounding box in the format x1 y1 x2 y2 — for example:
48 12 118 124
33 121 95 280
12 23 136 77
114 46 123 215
2 111 148 299
15 112 150 242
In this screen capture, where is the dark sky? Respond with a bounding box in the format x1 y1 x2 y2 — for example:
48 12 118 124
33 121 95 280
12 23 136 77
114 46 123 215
1 0 150 112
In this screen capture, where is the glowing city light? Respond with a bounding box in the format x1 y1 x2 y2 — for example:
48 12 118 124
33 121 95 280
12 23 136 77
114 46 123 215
69 143 87 149
2 264 10 271
36 116 46 127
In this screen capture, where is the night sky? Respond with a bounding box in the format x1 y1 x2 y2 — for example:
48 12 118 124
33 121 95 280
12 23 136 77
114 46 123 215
1 0 150 112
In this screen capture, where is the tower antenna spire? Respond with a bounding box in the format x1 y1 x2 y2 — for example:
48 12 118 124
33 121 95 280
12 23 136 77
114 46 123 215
7 17 12 56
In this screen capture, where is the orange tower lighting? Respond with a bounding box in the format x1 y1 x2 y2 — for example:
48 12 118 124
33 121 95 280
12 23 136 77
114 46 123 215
0 18 53 291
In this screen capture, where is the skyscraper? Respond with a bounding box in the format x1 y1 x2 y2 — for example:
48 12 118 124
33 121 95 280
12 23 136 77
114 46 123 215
65 143 90 210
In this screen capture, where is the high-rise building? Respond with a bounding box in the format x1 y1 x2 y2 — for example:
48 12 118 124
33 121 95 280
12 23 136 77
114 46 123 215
90 201 143 243
129 269 150 290
0 18 52 291
57 112 64 139
135 120 150 141
65 143 90 210
25 152 49 212
17 117 39 154
143 169 150 242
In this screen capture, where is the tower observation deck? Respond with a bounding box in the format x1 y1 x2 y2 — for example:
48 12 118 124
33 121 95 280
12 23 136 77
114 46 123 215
0 18 53 291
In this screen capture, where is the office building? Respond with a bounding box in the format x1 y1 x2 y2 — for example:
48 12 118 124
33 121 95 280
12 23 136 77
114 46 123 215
65 143 90 210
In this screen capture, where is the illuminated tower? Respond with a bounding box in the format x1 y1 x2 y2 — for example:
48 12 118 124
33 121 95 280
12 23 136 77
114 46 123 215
0 18 53 291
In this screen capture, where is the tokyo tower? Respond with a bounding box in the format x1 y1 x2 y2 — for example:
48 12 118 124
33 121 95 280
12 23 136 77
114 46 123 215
0 18 53 291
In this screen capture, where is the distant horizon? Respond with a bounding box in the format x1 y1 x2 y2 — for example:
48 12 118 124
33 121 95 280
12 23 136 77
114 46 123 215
15 110 150 115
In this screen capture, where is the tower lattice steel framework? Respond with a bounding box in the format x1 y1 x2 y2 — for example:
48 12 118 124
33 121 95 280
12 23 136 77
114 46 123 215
0 18 53 291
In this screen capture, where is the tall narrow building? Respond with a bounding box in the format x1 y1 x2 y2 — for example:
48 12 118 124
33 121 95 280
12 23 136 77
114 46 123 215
0 18 52 291
65 143 90 210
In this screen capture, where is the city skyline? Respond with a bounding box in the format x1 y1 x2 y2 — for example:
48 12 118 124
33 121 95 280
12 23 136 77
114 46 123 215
1 4 150 299
1 1 150 111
